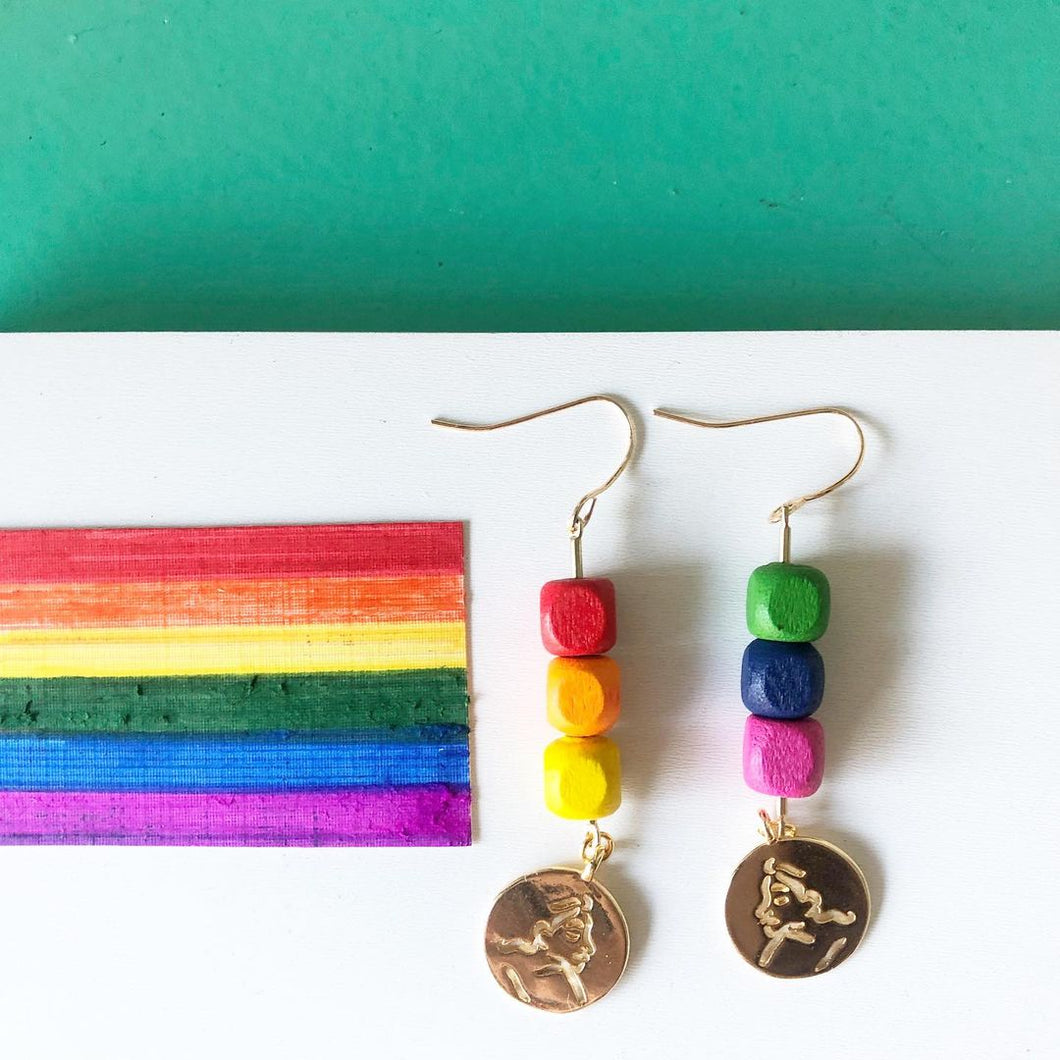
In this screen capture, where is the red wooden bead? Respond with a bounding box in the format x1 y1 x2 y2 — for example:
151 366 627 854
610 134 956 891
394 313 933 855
540 578 617 656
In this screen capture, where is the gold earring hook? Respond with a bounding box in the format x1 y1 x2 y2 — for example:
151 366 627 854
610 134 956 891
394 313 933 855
432 395 637 577
653 406 865 560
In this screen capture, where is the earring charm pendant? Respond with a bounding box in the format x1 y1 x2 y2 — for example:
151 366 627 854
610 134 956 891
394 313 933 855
484 824 629 1012
725 810 869 978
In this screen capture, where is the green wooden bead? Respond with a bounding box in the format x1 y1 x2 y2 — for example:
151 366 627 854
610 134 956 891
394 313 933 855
746 562 830 642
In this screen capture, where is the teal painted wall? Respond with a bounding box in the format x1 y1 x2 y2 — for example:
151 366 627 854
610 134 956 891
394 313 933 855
3 2 1058 331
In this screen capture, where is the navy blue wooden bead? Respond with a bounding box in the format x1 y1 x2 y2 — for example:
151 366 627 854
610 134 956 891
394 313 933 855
741 639 825 719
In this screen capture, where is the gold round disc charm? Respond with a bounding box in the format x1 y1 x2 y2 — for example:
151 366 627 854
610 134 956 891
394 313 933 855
484 867 629 1012
725 836 870 978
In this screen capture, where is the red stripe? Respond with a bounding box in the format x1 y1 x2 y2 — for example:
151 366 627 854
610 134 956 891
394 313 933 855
0 522 464 583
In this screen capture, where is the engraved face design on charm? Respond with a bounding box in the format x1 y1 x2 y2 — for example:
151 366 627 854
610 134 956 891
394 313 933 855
494 891 598 1006
754 855 856 973
485 867 629 1012
726 837 870 978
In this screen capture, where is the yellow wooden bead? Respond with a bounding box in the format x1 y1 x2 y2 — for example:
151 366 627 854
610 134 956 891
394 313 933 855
544 736 621 819
547 656 621 736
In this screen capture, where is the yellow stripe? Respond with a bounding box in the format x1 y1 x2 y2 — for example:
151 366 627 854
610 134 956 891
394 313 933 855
0 621 466 678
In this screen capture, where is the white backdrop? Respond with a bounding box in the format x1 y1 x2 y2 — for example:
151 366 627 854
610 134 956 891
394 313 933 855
0 334 1056 1059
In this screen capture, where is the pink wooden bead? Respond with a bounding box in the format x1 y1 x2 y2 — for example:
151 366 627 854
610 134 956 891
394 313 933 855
742 715 825 798
540 577 617 656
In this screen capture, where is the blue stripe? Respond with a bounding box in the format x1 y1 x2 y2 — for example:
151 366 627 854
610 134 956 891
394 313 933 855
0 726 469 792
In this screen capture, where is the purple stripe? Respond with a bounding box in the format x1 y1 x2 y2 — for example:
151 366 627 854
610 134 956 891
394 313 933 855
0 786 471 846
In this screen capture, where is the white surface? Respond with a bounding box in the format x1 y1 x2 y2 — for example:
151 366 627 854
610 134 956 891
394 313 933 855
0 334 1057 1060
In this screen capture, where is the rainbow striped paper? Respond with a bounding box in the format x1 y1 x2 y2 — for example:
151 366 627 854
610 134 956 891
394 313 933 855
0 522 470 846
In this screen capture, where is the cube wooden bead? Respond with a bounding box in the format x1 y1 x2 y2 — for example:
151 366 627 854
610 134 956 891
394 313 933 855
540 577 617 657
746 562 830 642
741 639 825 720
544 736 622 819
742 715 825 798
547 656 621 736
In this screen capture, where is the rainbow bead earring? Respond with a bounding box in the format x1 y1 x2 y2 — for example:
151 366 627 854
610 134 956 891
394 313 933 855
656 405 871 978
433 396 637 1013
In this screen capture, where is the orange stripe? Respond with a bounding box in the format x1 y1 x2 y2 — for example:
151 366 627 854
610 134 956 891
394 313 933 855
0 574 465 629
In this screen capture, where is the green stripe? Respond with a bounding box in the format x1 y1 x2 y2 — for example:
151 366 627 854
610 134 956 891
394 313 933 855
0 669 468 734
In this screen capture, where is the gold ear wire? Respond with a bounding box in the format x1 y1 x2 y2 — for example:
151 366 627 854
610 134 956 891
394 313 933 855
433 395 637 576
653 405 865 562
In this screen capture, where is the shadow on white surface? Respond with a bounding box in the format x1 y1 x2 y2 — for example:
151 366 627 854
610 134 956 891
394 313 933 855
594 861 652 980
821 546 915 774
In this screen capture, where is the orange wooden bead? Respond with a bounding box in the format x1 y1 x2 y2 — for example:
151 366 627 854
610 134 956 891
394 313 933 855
547 656 621 736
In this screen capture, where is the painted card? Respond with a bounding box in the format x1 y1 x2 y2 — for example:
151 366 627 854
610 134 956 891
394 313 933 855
0 522 470 846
